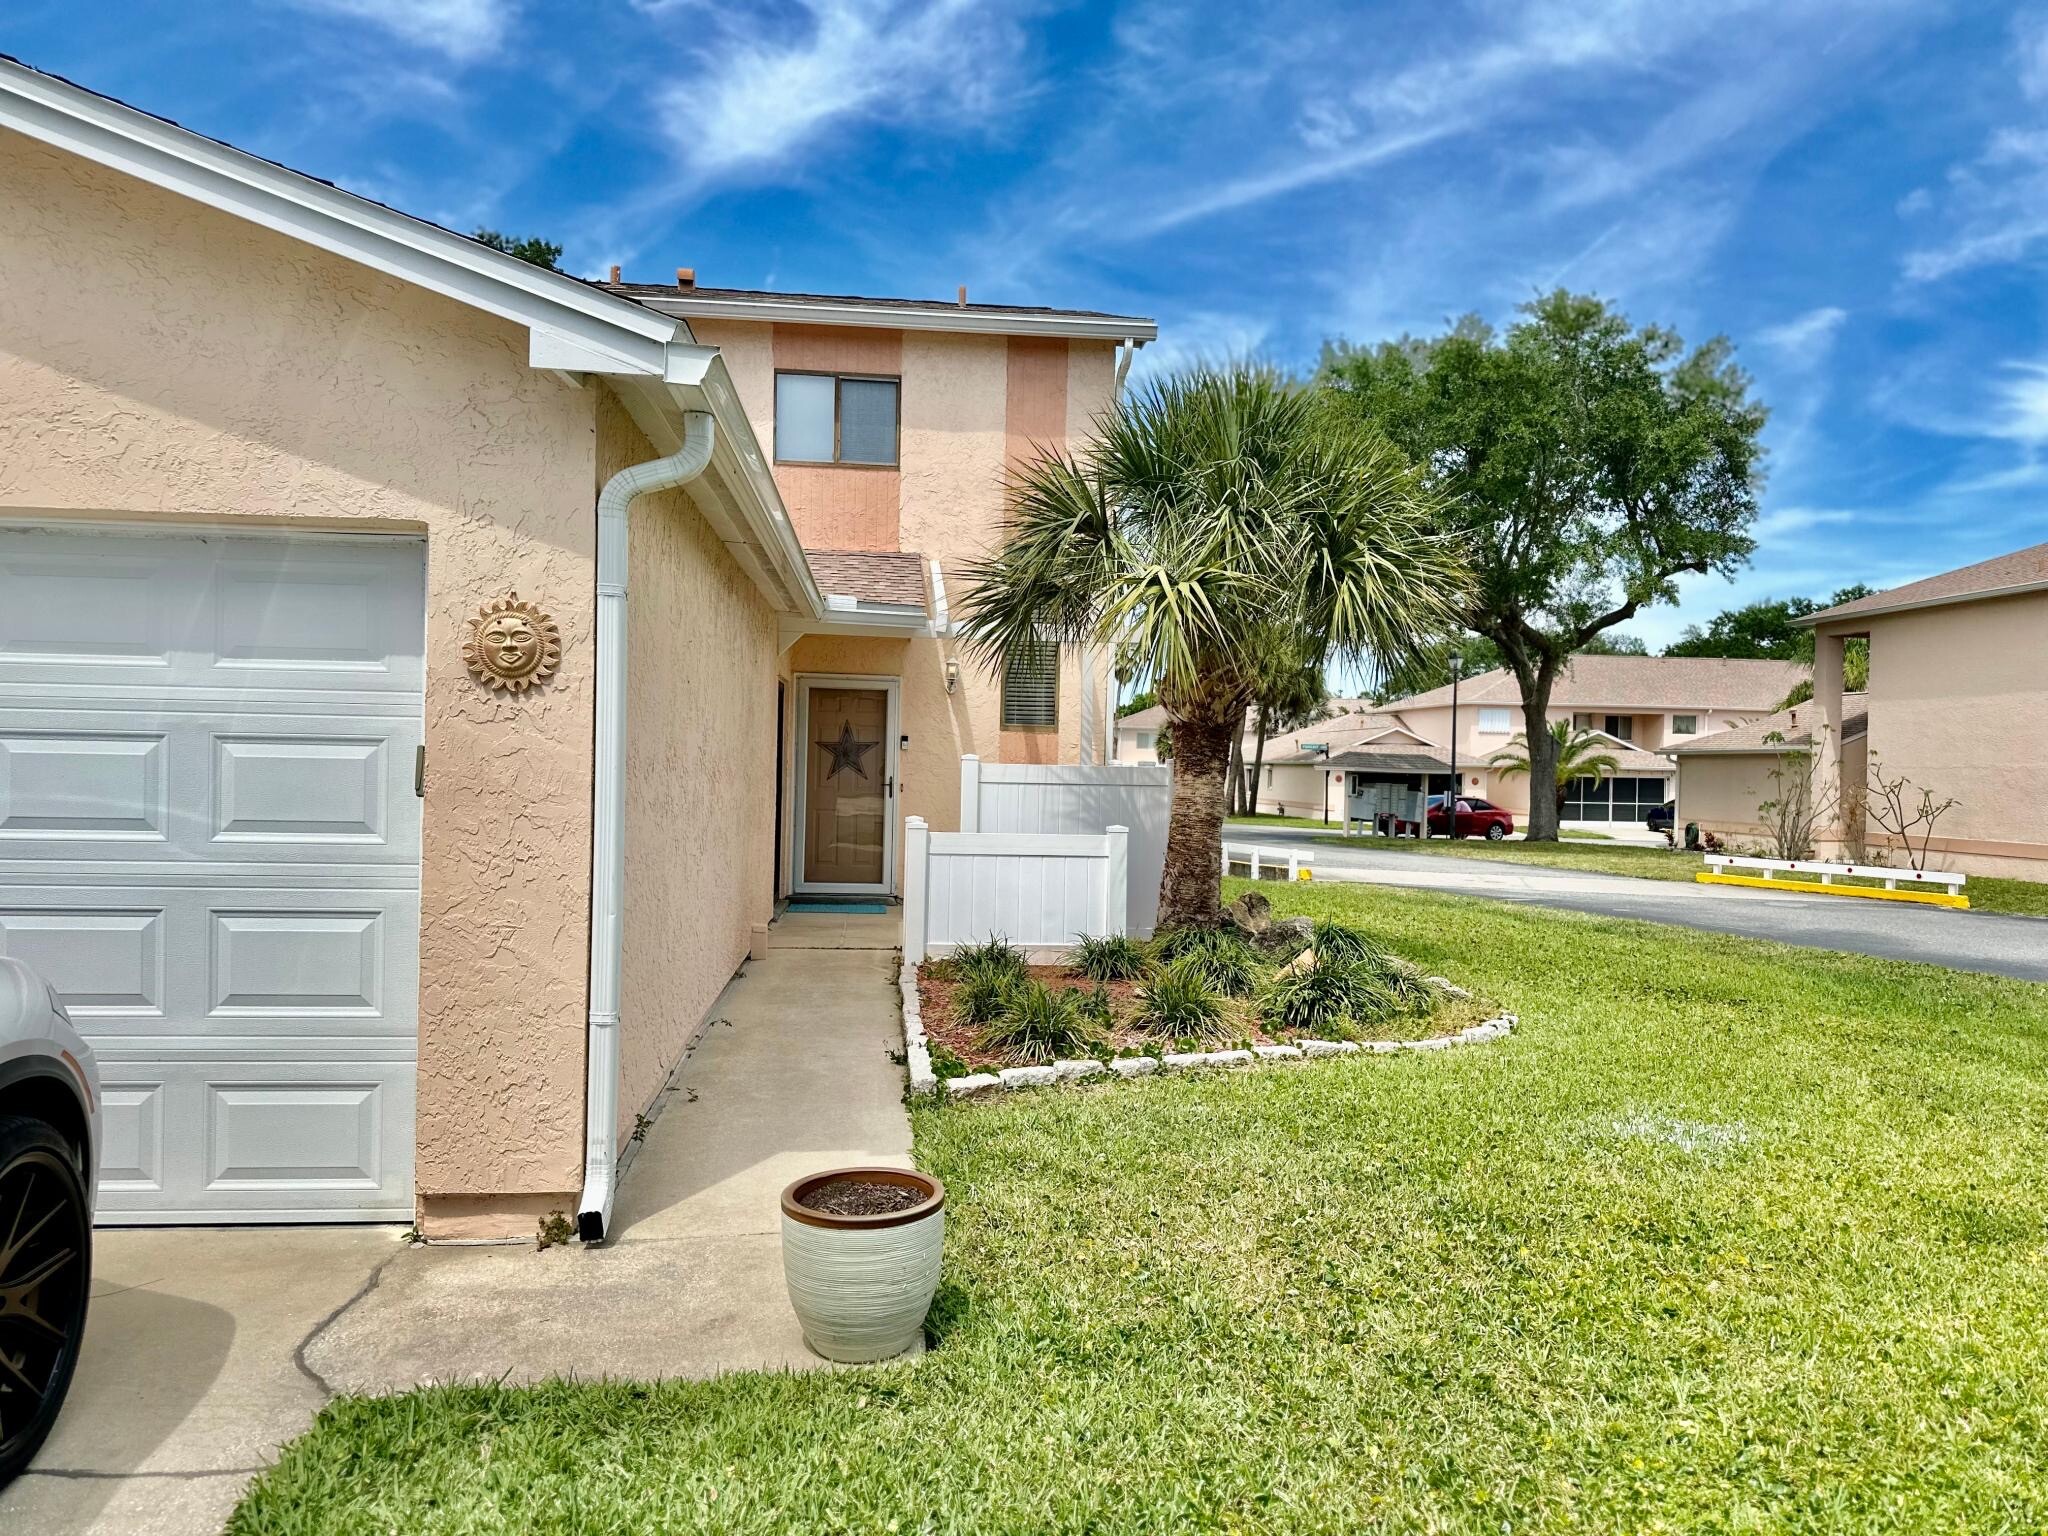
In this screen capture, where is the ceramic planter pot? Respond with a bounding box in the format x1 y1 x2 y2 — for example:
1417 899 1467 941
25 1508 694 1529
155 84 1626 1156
780 1167 945 1363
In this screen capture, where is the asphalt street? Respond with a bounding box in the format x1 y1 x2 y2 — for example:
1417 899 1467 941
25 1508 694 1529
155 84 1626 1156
1222 823 2048 983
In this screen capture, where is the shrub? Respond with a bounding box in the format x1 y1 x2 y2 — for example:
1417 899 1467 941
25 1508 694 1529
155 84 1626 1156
1069 933 1151 983
977 981 1106 1065
955 972 1020 1028
1259 956 1399 1037
1377 955 1439 1014
1132 957 1229 1043
953 935 1028 988
1152 926 1262 997
1308 919 1389 968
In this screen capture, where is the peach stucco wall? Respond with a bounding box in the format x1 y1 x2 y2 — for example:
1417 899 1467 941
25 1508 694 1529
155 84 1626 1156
1817 595 2048 875
0 131 604 1231
609 392 780 1134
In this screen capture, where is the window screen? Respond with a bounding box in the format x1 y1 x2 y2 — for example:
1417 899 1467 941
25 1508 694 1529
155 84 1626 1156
774 373 835 462
838 378 898 464
1672 714 1698 735
1001 639 1059 728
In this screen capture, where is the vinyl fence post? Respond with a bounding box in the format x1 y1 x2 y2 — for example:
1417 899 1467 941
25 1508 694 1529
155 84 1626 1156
958 755 981 833
1104 824 1130 937
903 816 931 963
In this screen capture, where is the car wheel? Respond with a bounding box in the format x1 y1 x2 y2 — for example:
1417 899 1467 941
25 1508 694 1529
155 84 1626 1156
1485 823 1507 841
0 1114 91 1489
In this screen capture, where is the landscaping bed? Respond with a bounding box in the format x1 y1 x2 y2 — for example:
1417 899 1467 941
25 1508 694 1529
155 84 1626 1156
912 909 1498 1079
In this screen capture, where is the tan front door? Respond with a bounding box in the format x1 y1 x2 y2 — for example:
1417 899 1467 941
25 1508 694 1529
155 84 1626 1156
802 685 890 887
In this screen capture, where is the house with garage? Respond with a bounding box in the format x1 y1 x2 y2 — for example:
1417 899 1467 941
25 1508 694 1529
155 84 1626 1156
0 57 1152 1241
1793 540 2048 877
1669 696 1868 849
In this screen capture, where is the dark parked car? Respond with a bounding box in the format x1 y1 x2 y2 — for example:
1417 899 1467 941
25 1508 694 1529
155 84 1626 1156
1647 801 1676 835
1426 794 1515 841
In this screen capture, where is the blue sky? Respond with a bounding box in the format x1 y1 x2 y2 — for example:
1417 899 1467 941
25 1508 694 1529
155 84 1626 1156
10 1 2048 649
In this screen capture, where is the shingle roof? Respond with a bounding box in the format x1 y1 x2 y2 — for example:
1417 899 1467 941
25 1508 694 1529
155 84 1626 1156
1802 541 2048 625
1116 703 1168 730
1320 747 1452 774
1670 695 1869 755
1386 655 1805 712
806 550 928 609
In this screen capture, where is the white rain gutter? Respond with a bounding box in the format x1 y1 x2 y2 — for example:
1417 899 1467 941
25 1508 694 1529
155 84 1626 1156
578 411 717 1243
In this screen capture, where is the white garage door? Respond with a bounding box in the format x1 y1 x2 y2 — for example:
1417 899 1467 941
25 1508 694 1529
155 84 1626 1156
0 525 423 1223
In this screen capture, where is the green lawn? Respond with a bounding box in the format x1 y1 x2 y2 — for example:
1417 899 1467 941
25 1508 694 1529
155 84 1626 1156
1226 810 1348 831
231 881 2048 1534
1312 832 2048 918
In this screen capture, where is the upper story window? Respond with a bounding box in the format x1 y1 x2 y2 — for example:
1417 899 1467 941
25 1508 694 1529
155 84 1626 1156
1476 706 1512 734
774 371 900 466
1573 711 1634 741
1671 714 1699 736
1001 638 1059 730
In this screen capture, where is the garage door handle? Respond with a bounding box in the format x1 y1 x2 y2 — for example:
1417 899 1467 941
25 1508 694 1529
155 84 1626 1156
415 746 426 797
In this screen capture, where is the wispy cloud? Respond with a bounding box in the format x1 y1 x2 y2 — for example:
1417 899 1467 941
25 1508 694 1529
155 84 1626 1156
289 0 516 62
1903 15 2048 282
655 0 1036 184
1758 306 1848 363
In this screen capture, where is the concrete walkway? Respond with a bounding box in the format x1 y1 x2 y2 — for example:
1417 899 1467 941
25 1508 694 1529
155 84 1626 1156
1224 823 2048 982
2 909 910 1535
301 910 912 1392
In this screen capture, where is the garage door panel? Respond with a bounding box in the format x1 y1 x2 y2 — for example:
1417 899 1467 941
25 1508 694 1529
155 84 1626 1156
0 525 423 1223
0 707 418 865
0 883 417 1040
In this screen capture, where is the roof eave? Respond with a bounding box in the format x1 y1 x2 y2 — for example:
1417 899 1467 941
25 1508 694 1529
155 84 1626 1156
1798 577 2048 628
634 293 1158 343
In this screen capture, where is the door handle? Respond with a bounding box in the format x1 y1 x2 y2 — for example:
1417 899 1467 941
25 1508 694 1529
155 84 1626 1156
886 775 895 798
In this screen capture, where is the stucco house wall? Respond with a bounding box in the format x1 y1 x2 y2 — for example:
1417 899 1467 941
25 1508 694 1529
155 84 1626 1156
1829 594 2048 876
609 393 780 1147
0 130 606 1235
702 319 1118 889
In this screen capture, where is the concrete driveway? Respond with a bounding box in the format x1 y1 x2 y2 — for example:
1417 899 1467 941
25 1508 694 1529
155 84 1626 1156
2 910 912 1535
1225 824 2048 982
0 1224 399 1536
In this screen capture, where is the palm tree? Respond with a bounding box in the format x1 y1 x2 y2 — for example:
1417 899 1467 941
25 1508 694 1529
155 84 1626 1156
1490 721 1622 819
959 366 1471 929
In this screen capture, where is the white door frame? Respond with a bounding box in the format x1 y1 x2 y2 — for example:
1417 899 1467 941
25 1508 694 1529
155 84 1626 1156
792 673 901 897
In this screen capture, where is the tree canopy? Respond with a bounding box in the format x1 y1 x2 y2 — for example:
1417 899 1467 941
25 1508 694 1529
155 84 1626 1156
474 229 564 270
1318 291 1767 839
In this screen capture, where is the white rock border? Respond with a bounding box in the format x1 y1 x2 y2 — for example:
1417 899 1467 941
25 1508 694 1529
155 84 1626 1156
901 961 1515 1100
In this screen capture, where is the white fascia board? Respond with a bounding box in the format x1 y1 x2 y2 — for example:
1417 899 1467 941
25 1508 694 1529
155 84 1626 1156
638 293 1157 344
0 58 677 363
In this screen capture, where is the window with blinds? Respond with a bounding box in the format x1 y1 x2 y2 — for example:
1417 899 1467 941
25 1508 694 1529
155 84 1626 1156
773 371 900 466
1001 639 1059 729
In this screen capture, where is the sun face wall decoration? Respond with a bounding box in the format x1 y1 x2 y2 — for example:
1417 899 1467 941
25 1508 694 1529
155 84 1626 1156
462 591 561 693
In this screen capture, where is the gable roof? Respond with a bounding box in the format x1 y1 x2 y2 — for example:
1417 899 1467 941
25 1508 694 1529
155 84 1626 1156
0 52 824 619
1386 655 1805 713
1116 704 1168 730
1670 695 1869 755
1801 541 2048 626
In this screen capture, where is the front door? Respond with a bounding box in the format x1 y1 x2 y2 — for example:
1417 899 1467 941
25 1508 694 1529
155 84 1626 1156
796 679 896 892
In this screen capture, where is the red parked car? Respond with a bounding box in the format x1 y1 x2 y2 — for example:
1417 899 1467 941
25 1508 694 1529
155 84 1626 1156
1426 794 1514 841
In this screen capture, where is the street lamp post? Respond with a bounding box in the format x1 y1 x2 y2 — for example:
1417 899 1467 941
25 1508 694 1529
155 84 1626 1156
1445 655 1463 840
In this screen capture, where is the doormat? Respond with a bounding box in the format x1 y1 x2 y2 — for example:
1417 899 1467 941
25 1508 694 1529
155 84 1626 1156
786 900 890 914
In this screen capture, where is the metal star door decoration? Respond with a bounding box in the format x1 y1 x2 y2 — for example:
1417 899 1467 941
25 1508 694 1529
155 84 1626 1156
818 718 879 782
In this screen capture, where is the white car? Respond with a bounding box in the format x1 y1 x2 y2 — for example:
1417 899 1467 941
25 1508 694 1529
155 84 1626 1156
0 956 98 1488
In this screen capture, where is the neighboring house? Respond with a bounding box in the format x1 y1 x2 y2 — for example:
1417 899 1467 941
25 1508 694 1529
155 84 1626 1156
1113 703 1168 763
0 59 1153 1241
1796 542 2048 877
1670 696 1868 848
1257 656 1803 825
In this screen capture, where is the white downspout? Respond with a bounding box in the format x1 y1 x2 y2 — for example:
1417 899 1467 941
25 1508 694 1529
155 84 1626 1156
578 410 717 1243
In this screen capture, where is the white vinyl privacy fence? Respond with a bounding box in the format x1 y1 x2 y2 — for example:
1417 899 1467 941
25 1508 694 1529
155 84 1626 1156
902 817 1129 963
957 755 1172 935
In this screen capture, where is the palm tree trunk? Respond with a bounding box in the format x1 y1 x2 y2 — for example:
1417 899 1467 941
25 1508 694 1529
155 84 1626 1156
1226 705 1249 814
1159 713 1234 929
